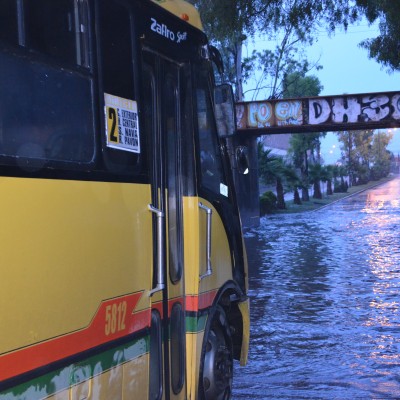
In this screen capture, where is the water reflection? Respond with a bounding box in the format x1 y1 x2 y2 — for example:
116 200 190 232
234 178 400 399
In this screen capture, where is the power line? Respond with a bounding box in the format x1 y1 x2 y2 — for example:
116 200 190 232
249 24 379 45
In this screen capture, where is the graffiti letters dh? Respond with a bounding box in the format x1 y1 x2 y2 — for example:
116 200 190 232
236 91 400 135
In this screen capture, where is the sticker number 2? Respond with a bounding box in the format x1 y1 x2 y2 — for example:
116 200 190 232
108 107 118 143
105 301 127 336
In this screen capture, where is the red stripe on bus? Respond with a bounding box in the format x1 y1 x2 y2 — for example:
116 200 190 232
1 290 219 382
0 292 148 382
152 291 216 318
152 297 184 317
186 290 218 312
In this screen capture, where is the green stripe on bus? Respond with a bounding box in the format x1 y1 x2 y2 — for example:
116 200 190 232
186 314 208 333
0 336 149 400
3 315 210 399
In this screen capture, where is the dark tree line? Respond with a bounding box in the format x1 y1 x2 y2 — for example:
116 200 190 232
258 129 393 214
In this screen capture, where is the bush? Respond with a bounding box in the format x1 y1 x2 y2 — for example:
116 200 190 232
334 179 348 193
260 191 277 215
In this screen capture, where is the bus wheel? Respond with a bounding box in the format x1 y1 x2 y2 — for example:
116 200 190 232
199 306 233 400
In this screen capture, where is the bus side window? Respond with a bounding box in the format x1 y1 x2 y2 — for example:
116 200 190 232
195 81 226 195
0 53 95 165
0 0 18 45
99 1 142 175
25 0 76 64
99 1 134 100
24 0 90 68
0 0 95 166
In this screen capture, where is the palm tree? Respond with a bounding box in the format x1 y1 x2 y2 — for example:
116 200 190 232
284 164 303 205
289 134 310 202
324 165 334 195
339 165 348 191
263 156 287 209
258 143 275 184
333 164 348 193
309 163 323 199
258 144 296 210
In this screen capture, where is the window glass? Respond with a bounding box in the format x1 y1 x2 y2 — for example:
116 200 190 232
170 303 185 394
100 1 134 99
0 0 18 45
149 311 162 400
196 70 226 194
165 75 183 283
75 0 91 68
143 65 157 196
25 0 77 64
0 52 95 165
100 0 141 175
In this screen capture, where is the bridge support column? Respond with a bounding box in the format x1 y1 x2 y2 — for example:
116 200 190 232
228 135 260 229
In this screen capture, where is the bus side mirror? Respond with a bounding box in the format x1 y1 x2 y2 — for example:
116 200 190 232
236 146 249 175
209 45 224 75
214 84 236 137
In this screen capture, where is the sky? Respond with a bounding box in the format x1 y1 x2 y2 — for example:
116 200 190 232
307 22 400 163
307 23 400 161
305 23 399 96
244 22 400 163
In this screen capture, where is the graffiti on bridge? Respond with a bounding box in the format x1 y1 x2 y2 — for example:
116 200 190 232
310 93 400 124
236 91 400 134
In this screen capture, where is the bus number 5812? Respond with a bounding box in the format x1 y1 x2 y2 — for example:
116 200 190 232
105 301 127 336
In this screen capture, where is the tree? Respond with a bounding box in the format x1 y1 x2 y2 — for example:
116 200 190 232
337 129 393 184
188 0 272 100
353 129 374 183
337 130 357 185
309 163 323 199
284 163 303 205
370 130 393 179
324 165 334 195
284 71 324 201
190 0 359 100
333 164 348 193
282 72 323 99
270 157 287 209
289 134 310 201
258 144 286 208
243 13 324 100
258 143 299 210
258 143 276 183
356 0 400 71
309 163 334 198
244 44 317 100
188 0 262 100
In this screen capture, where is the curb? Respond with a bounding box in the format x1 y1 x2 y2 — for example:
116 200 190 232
310 177 397 213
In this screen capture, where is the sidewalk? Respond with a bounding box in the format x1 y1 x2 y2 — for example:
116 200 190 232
276 175 397 214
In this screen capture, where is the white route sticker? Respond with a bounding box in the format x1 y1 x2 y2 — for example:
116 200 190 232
104 93 140 153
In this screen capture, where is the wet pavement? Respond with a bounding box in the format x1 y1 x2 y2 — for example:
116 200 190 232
233 178 400 399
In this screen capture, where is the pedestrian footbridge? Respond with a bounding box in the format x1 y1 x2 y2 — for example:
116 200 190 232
230 91 400 228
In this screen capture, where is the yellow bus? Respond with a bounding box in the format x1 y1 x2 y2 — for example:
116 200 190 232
0 0 249 399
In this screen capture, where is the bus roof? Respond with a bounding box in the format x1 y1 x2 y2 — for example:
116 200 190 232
150 0 203 31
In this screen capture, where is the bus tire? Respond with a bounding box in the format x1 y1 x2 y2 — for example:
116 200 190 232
199 305 233 400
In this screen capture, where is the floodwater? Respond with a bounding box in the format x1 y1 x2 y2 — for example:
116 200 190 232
233 178 400 399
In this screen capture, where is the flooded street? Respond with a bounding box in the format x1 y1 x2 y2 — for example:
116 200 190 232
233 178 400 399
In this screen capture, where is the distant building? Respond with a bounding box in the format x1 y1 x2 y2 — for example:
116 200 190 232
261 133 292 157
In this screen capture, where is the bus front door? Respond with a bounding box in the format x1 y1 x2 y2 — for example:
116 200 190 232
143 51 187 400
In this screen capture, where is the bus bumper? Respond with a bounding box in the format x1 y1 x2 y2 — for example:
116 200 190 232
238 297 250 366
